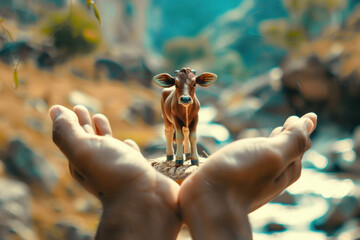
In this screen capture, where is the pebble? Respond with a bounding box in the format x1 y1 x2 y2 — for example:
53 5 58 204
68 90 102 113
4 138 58 192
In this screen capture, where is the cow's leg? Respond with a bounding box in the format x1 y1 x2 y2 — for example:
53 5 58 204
164 125 174 161
183 127 191 160
189 118 199 166
175 125 184 167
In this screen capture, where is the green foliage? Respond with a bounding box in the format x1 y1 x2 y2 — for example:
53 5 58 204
284 0 346 15
261 0 347 50
0 18 18 88
0 18 13 41
42 4 101 56
260 19 307 49
86 0 101 24
163 36 211 68
92 4 101 25
13 66 18 89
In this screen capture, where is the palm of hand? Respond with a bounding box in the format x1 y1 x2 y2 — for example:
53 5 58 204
51 105 179 204
180 113 316 213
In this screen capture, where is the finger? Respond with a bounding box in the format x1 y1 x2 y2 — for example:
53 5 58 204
269 126 282 137
281 115 299 131
272 113 317 161
123 139 141 152
93 114 112 136
74 105 95 134
300 112 317 134
49 105 87 159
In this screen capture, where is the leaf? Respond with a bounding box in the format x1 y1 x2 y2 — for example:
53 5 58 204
13 67 19 89
0 18 5 23
3 28 14 41
92 3 102 25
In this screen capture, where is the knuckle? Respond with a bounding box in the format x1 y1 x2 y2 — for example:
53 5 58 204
295 129 308 152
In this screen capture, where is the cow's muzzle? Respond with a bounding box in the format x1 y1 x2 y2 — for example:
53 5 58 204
179 95 193 105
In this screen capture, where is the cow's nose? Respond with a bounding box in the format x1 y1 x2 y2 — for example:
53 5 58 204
180 96 192 104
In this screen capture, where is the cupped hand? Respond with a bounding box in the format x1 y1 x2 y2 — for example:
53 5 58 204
50 105 181 240
179 113 317 239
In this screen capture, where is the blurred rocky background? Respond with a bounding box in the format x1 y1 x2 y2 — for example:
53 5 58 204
0 0 360 239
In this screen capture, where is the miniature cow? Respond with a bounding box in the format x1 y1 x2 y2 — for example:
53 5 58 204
153 67 217 166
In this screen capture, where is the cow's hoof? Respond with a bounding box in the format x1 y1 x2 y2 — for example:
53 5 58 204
185 153 191 160
175 159 183 167
191 159 199 166
166 155 174 161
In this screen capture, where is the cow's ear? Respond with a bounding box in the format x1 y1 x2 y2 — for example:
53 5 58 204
196 72 217 87
153 73 175 88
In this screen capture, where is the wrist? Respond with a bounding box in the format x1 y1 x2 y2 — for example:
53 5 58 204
180 173 252 240
96 185 181 240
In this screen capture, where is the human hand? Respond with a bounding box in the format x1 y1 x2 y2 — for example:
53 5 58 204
179 113 317 240
50 105 181 240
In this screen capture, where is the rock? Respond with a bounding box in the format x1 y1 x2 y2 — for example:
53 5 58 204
122 98 157 125
255 89 292 120
46 221 92 240
237 128 269 139
281 55 341 122
143 137 167 158
336 72 360 129
197 123 231 144
0 178 31 224
270 190 296 205
329 138 359 173
312 194 360 235
0 178 38 240
128 58 153 88
74 197 101 214
95 58 126 81
0 221 38 240
25 117 45 133
263 222 287 233
25 98 48 113
354 125 360 155
149 156 207 184
302 150 331 171
37 51 55 70
68 91 102 113
334 219 360 240
198 105 218 123
219 97 262 136
3 138 58 192
0 41 34 65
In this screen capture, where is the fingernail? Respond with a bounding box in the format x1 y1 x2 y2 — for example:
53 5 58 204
50 107 61 121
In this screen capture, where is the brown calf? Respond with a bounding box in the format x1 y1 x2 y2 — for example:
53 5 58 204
153 67 217 166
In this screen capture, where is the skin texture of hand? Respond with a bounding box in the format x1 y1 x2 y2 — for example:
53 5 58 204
179 113 317 240
49 105 181 240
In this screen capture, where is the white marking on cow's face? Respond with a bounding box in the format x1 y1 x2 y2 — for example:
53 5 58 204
175 71 196 106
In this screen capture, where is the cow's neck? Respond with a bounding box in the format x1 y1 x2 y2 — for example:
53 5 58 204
184 105 189 127
176 103 191 127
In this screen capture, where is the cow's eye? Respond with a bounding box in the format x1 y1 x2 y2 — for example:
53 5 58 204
193 83 196 87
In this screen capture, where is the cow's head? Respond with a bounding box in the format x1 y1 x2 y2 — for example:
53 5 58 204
153 67 217 106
